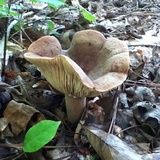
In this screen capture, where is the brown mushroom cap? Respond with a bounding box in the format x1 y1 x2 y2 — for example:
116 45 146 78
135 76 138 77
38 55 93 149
88 38 129 92
25 52 129 97
25 31 129 96
67 30 106 73
66 31 129 92
28 36 62 57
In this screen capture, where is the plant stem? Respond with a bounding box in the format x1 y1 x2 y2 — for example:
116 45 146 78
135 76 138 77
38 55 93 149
1 0 11 81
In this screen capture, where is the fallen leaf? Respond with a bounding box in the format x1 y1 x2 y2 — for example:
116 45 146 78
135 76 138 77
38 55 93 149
85 126 142 160
3 100 45 136
0 118 8 132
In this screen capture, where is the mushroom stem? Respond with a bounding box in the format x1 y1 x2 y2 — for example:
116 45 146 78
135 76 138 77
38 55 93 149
65 95 86 124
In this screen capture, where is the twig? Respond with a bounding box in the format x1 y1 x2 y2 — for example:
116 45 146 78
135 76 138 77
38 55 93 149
107 87 120 135
1 0 11 81
125 79 160 88
115 125 141 136
0 10 34 80
0 143 76 149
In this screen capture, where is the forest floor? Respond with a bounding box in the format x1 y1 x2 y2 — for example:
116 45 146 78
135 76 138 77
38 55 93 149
1 0 160 159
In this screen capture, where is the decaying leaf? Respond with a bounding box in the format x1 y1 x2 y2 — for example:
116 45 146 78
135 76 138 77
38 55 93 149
47 149 70 160
129 64 145 80
132 101 160 136
143 152 160 160
3 100 45 136
88 97 105 124
0 82 28 103
125 86 155 103
0 118 8 132
0 88 12 117
85 126 142 160
153 68 160 83
119 92 129 108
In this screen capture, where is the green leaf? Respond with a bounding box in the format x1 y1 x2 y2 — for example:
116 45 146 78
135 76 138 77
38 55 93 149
7 41 23 52
31 0 66 8
79 6 96 22
0 0 7 6
29 0 37 2
0 7 8 17
14 20 24 31
50 30 61 36
46 20 54 30
23 120 61 153
48 0 66 8
0 7 19 18
8 10 19 17
11 4 26 10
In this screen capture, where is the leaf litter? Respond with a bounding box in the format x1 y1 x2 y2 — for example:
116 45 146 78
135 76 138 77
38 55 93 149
1 0 160 159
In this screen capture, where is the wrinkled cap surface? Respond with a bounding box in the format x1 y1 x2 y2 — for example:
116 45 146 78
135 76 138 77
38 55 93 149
67 30 106 73
28 36 61 57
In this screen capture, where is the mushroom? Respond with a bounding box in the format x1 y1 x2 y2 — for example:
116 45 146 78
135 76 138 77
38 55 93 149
27 35 62 57
24 30 129 124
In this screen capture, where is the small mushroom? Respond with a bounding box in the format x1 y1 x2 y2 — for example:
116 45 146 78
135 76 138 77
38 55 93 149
24 30 130 124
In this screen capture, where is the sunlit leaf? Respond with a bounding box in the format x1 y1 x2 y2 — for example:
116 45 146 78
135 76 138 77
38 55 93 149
23 120 61 152
0 0 7 6
29 0 37 2
0 7 19 18
11 4 26 10
8 10 19 17
79 6 96 22
0 7 8 17
7 41 23 52
30 0 66 8
14 20 24 32
50 30 61 36
46 20 54 30
48 1 66 8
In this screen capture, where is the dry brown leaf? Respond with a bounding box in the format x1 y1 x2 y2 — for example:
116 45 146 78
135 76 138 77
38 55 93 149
85 126 142 160
0 118 8 132
88 100 105 124
132 101 160 136
126 86 155 103
3 100 45 136
0 82 29 104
